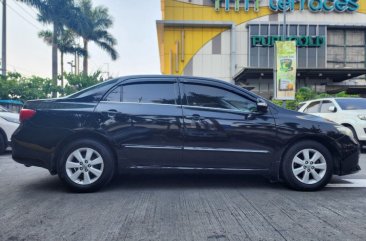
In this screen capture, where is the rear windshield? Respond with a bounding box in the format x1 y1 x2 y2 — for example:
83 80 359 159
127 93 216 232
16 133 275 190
0 106 8 112
67 78 119 101
336 99 366 110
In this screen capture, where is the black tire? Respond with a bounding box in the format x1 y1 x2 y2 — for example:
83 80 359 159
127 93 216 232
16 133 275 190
0 133 6 155
281 141 333 191
57 139 115 193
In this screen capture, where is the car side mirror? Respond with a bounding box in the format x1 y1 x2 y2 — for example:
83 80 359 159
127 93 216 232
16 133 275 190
328 106 337 113
257 98 268 112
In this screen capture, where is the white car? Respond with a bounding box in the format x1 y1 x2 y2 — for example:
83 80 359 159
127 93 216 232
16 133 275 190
298 98 366 147
0 106 19 154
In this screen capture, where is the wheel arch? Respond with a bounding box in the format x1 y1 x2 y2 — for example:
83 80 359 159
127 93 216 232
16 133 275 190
0 127 7 152
51 130 118 175
273 135 340 181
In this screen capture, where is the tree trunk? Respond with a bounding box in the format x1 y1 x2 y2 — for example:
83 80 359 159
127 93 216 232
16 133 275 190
61 51 64 88
83 38 88 76
52 23 58 98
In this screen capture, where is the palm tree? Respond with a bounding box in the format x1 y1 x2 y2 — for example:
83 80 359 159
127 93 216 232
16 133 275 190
38 29 85 86
75 0 118 75
18 0 80 97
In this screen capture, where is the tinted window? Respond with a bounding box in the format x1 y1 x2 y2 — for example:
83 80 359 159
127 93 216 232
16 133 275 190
320 101 334 113
304 101 321 113
68 78 119 101
105 86 121 102
122 82 177 105
336 99 366 110
184 84 257 112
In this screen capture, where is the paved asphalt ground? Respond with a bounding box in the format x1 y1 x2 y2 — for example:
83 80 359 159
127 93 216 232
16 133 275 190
1 152 366 241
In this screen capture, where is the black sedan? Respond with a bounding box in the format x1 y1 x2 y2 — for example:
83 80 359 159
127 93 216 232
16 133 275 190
12 76 360 192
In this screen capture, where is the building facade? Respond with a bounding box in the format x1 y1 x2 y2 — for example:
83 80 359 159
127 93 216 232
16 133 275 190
157 0 366 98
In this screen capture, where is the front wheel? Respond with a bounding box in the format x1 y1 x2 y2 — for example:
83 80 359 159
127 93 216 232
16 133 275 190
282 141 333 191
58 139 115 192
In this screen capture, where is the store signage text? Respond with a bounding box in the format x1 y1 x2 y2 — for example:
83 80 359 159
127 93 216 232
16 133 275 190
251 35 326 47
214 0 359 13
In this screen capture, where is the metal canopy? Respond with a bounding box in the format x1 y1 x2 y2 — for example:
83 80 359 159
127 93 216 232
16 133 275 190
234 67 366 83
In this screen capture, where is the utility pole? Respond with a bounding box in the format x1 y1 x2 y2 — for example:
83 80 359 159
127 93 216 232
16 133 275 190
282 0 287 41
2 0 6 77
282 0 287 109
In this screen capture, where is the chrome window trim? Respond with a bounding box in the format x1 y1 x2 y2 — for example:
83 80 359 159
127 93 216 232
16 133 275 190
184 147 269 154
123 145 269 154
99 101 181 107
130 166 268 172
123 145 182 150
182 104 252 114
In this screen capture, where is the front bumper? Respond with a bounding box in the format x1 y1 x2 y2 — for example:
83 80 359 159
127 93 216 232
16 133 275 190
335 135 361 176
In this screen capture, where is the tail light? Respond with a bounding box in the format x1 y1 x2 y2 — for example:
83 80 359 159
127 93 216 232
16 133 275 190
19 109 37 123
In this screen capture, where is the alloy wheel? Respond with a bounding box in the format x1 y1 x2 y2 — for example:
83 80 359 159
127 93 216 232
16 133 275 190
292 149 327 185
65 148 104 185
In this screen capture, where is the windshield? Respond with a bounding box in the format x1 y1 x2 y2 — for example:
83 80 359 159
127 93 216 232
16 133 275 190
336 99 366 110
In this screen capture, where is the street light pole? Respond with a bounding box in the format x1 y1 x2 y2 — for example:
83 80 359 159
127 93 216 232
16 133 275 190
2 0 6 77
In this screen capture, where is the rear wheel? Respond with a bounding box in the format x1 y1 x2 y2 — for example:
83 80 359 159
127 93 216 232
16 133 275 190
58 139 115 192
282 141 333 191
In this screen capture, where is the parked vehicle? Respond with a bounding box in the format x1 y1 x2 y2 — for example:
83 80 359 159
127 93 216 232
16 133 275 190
0 106 20 154
12 76 360 192
298 98 366 148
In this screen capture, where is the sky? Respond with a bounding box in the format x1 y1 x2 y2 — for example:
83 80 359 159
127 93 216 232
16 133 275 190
1 0 162 78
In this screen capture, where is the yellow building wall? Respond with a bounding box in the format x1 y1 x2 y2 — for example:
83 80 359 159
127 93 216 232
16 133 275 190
158 0 366 75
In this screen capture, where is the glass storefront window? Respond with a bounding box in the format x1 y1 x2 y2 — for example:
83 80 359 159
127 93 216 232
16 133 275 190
327 29 366 68
249 24 326 69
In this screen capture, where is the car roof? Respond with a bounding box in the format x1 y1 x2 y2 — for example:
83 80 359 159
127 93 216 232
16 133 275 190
119 75 234 86
300 97 363 104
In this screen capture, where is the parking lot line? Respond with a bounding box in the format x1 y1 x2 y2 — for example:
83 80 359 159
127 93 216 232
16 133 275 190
327 179 366 188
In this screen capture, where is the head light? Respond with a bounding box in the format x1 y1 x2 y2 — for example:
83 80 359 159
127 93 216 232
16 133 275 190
358 114 366 121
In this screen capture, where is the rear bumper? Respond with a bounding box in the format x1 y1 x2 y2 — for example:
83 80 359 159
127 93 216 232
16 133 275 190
11 138 54 173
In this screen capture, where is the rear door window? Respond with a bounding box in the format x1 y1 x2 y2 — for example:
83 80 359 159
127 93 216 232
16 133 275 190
320 100 334 113
122 82 178 105
304 101 321 113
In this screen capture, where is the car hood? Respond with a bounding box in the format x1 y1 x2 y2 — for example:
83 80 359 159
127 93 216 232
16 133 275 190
291 110 337 125
342 110 366 115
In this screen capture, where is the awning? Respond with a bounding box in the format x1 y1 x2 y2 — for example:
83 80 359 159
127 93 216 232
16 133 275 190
234 67 366 83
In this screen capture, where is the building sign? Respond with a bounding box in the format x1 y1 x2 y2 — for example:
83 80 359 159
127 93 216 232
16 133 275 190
251 35 325 47
274 41 297 100
214 0 359 13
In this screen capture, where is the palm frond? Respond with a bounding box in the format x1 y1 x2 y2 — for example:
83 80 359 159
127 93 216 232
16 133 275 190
95 40 119 61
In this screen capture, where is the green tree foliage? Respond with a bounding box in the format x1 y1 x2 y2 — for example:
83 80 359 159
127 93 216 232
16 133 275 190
272 87 358 110
18 0 82 97
0 72 103 101
75 0 118 75
63 71 103 95
0 72 61 101
38 29 86 86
